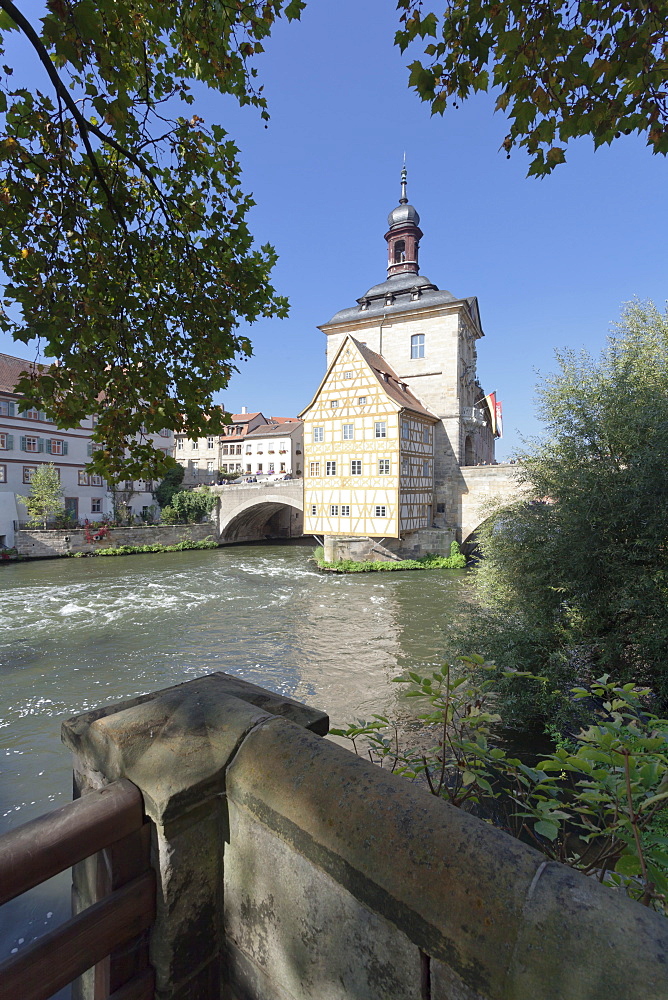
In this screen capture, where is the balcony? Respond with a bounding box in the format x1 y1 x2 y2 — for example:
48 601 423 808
462 406 487 428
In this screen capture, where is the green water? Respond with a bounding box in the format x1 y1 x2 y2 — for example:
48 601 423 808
0 542 467 967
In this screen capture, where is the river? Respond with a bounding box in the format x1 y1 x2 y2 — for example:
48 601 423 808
0 541 467 972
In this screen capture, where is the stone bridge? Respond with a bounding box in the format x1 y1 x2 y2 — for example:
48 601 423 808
211 466 524 550
454 463 528 543
213 479 304 543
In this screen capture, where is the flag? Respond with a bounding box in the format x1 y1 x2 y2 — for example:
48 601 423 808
495 400 503 438
480 392 497 436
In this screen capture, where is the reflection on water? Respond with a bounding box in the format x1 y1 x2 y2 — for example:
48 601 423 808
0 543 466 967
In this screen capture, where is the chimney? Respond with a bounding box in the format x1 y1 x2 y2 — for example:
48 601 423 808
241 406 247 414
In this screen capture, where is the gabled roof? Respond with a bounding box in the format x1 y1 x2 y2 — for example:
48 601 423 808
230 411 264 423
244 420 302 440
0 352 48 394
299 335 438 422
352 340 438 421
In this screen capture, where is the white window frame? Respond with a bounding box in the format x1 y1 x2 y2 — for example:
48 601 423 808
374 422 387 439
379 459 390 475
313 426 324 443
351 460 362 475
374 505 387 517
330 400 339 408
342 424 354 440
411 334 425 359
325 461 337 476
311 504 317 516
341 505 350 516
330 504 339 516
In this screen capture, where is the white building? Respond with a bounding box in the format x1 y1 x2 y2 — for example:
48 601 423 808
0 352 173 546
241 419 303 477
175 410 269 483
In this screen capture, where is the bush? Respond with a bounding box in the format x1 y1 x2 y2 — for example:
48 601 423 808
92 539 218 556
169 487 218 523
159 505 179 524
333 659 668 915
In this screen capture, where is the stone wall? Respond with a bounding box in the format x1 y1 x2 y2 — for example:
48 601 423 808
323 529 456 563
15 522 216 559
62 674 668 1000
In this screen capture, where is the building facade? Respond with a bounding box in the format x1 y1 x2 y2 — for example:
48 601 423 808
241 420 303 478
175 410 269 483
0 352 173 546
302 168 499 558
300 339 437 539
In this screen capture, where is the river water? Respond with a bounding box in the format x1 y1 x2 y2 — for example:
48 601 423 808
0 542 467 970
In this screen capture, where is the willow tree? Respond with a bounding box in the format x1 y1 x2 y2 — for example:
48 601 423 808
0 0 303 479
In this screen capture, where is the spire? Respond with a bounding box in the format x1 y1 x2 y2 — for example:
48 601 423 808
399 160 408 205
385 163 423 278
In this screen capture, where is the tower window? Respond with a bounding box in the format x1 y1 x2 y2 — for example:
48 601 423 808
411 334 425 359
393 240 406 263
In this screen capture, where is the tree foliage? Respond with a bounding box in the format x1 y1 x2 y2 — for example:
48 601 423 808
161 485 217 523
396 0 668 175
153 464 185 509
18 461 64 527
0 0 304 478
335 660 668 914
463 300 668 715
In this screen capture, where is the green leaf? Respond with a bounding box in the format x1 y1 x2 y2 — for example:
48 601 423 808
534 820 560 841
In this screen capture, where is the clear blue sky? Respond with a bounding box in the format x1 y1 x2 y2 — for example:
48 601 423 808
1 1 666 459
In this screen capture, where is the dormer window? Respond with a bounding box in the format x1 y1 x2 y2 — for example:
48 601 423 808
359 298 369 311
385 294 394 306
393 240 406 263
410 286 421 301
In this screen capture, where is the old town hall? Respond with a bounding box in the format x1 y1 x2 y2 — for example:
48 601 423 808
300 168 500 561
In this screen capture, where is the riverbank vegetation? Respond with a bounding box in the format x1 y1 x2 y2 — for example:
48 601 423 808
457 301 668 727
74 539 218 558
333 657 668 915
159 488 218 525
314 541 466 573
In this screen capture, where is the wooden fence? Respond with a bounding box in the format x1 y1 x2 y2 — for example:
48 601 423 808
0 779 155 1000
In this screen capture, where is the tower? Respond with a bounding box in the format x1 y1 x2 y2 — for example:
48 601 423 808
305 168 496 557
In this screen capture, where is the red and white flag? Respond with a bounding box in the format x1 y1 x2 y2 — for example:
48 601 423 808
495 399 503 438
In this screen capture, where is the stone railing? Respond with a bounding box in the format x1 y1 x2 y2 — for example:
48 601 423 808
59 674 668 1000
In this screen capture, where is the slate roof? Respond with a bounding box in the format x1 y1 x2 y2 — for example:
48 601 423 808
320 270 483 334
351 339 438 422
0 352 47 394
321 271 461 326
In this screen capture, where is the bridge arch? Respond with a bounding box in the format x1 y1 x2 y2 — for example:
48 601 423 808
458 464 527 544
218 491 304 543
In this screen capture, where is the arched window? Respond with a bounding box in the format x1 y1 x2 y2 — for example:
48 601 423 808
393 240 406 263
464 436 474 466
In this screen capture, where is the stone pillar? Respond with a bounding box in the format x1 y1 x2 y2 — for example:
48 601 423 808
61 673 327 1000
